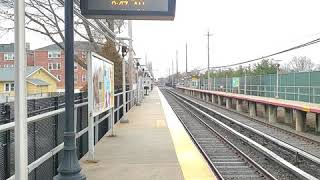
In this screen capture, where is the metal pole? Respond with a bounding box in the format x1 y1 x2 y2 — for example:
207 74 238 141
176 50 178 84
87 52 94 160
244 71 247 95
54 0 85 179
121 20 132 123
206 30 212 90
186 43 188 73
136 66 141 106
172 59 174 86
225 75 228 92
14 0 28 178
276 66 279 98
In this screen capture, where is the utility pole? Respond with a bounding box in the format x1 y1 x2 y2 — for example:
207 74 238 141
205 30 213 90
54 0 86 179
186 43 188 73
176 50 178 84
172 59 174 86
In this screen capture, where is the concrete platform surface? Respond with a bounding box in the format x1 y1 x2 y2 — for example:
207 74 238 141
80 87 215 180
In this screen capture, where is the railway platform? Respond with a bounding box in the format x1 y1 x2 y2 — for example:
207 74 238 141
178 86 320 133
80 87 215 180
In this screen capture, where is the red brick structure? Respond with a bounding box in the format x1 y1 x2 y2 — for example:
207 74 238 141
0 42 95 92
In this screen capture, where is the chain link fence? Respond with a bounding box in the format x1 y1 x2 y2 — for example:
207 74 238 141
193 71 320 104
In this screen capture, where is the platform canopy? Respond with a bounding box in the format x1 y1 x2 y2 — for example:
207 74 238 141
80 0 176 20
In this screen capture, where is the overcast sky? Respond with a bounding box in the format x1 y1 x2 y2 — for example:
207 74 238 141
1 0 320 79
132 0 320 78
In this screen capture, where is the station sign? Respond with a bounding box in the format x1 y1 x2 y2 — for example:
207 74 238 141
232 77 240 88
80 0 176 20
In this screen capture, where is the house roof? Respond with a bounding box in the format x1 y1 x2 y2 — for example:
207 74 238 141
27 79 49 86
0 66 41 81
35 41 100 52
0 43 14 52
0 43 31 52
0 66 59 82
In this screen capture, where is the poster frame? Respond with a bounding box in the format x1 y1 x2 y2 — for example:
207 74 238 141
88 51 115 117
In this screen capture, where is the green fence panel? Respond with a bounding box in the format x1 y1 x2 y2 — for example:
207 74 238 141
189 70 320 103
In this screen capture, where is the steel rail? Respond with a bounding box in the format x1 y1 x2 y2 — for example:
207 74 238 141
175 89 320 164
166 89 318 180
165 90 275 180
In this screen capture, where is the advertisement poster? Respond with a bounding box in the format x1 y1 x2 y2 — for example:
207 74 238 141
90 53 114 115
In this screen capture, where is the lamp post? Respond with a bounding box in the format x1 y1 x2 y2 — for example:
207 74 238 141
134 57 142 106
271 59 282 99
117 21 133 123
54 0 86 179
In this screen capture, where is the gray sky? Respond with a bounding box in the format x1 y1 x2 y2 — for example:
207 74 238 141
132 0 320 78
1 0 320 79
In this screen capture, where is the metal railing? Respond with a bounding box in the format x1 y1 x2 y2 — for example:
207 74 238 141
0 89 138 180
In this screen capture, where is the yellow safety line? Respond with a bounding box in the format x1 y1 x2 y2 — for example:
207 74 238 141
158 89 216 180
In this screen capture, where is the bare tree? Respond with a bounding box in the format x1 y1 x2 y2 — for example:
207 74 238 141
283 56 315 72
0 0 125 69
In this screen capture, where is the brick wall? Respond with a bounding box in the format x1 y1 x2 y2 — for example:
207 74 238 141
0 50 87 92
33 50 87 91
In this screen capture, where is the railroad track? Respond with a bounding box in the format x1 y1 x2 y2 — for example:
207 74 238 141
176 89 320 159
161 88 319 180
161 90 275 180
171 89 320 175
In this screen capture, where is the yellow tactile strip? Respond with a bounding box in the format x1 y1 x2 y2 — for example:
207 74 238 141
158 89 216 180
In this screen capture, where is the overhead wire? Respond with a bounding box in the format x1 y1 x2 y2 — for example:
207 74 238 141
57 0 128 47
198 37 320 71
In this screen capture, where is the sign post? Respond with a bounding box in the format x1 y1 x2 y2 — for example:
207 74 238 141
54 0 86 179
14 0 28 179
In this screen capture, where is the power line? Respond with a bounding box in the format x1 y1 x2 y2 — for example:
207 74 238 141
198 37 320 71
57 0 123 46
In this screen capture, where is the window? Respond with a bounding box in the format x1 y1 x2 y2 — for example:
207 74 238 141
48 51 61 59
82 74 87 82
48 63 61 70
74 63 78 70
56 75 61 81
4 83 14 92
48 63 53 70
3 64 14 68
5 83 9 92
4 53 14 61
52 63 57 70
